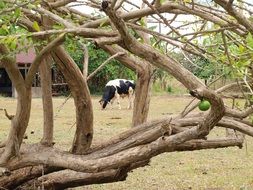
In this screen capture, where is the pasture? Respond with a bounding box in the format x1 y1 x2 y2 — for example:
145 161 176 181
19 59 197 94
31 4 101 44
0 95 253 190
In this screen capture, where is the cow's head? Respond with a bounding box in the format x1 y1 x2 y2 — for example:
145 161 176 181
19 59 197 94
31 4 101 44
99 85 116 109
99 99 108 109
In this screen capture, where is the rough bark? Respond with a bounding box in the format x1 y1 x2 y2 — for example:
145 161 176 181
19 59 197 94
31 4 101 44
52 46 93 154
16 135 243 190
39 0 55 146
2 137 243 189
132 67 153 126
131 3 154 127
0 45 31 165
39 56 54 146
81 44 89 80
0 166 56 189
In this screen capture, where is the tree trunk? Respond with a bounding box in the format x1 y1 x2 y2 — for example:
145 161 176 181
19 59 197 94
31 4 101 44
0 89 31 164
39 0 55 146
0 45 32 164
130 5 153 127
39 56 54 146
52 46 93 154
132 67 153 127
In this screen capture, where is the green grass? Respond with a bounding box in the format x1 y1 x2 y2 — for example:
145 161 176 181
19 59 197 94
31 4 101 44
0 95 253 190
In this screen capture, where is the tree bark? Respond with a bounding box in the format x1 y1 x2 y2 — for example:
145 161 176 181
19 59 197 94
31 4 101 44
81 44 89 79
39 56 54 146
0 45 32 164
52 46 93 154
132 67 153 126
131 2 154 127
39 0 55 146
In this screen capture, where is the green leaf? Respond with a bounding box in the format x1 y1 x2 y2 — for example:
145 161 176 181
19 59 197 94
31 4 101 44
32 21 40 32
139 17 146 26
148 25 157 31
246 33 253 49
52 23 64 30
14 8 21 18
0 1 5 9
238 45 246 53
1 24 9 34
0 28 7 35
4 36 13 44
10 38 17 50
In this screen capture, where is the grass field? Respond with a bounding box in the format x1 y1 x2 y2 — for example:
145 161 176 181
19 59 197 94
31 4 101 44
0 95 253 190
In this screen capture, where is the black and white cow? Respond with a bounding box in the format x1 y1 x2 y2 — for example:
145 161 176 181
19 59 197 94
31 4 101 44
99 79 135 109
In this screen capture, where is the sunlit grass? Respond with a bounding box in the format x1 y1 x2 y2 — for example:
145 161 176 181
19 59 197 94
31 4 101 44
0 95 253 190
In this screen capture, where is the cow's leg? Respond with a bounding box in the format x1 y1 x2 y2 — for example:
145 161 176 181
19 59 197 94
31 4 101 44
128 94 134 109
110 96 117 109
127 87 134 109
115 93 121 109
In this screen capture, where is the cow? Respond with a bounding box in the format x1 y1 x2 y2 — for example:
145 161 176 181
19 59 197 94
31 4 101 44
99 79 135 110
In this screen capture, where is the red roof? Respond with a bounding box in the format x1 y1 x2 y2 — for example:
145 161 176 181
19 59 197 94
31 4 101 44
16 48 36 64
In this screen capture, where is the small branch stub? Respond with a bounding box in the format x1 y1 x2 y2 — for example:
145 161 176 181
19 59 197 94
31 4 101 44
3 109 14 120
189 89 203 100
0 167 11 177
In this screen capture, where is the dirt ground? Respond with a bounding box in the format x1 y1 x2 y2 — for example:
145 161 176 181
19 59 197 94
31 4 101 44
0 95 253 190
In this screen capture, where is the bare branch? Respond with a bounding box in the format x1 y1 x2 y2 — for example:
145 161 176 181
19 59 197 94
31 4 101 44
49 0 76 8
0 28 117 39
80 44 89 79
87 52 125 81
214 0 253 34
221 31 232 64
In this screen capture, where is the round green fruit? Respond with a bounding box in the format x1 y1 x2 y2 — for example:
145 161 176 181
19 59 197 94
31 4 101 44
198 100 211 111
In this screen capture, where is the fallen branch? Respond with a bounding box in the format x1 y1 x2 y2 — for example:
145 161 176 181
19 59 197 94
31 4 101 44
23 136 242 189
4 137 243 189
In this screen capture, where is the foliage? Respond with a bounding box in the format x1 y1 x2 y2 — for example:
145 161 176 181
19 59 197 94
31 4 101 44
201 31 253 79
0 1 42 55
64 36 84 69
185 56 230 82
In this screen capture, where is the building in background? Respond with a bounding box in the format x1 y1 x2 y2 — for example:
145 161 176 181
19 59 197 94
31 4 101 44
0 48 69 97
0 48 41 97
